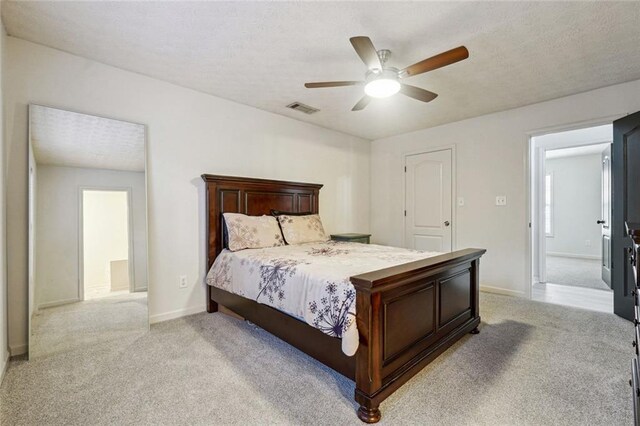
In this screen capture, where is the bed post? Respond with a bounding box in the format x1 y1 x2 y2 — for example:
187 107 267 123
207 286 218 313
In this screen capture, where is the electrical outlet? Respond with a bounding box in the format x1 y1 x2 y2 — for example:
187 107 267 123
457 197 465 207
585 240 591 247
495 196 507 206
179 275 188 289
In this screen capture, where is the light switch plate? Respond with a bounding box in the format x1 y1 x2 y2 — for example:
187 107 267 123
457 197 465 207
496 196 507 206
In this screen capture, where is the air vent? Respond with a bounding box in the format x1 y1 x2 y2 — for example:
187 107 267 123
286 102 320 115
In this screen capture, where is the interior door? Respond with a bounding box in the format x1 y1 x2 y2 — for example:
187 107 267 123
405 149 453 252
600 144 612 287
613 111 640 321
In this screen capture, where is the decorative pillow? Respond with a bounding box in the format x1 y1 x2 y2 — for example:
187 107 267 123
223 213 284 251
277 214 330 245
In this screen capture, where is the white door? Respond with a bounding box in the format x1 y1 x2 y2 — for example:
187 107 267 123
405 149 453 252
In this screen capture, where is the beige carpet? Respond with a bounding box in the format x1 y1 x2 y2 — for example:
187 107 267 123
29 292 148 359
546 255 611 291
0 292 633 425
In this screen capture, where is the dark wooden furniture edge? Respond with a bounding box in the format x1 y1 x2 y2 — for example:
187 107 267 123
351 248 486 289
202 174 485 423
627 222 640 244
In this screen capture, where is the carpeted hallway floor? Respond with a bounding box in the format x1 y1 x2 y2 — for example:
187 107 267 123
0 293 632 425
545 255 611 291
29 292 148 359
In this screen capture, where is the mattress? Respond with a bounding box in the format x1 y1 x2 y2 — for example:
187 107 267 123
206 240 439 355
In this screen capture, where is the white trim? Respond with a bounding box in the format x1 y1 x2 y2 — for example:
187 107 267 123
149 305 205 324
402 144 457 251
525 114 622 301
9 343 28 357
79 186 135 299
480 285 525 298
546 252 600 260
37 297 80 310
0 350 9 385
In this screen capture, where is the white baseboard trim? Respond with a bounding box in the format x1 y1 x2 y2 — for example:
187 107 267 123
480 285 525 298
149 305 205 324
38 297 80 310
0 350 9 385
546 252 600 260
9 343 27 357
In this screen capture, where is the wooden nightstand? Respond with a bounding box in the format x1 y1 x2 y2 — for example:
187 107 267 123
330 233 371 244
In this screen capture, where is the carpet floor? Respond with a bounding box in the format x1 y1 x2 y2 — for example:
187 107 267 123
29 292 148 359
0 293 632 425
546 255 611 291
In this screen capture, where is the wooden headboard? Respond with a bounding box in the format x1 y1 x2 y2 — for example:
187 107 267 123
201 174 323 269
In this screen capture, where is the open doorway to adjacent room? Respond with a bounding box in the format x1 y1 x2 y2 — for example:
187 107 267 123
530 124 613 313
81 189 133 300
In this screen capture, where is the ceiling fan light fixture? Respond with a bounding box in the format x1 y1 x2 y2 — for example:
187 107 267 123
364 78 400 98
364 69 400 98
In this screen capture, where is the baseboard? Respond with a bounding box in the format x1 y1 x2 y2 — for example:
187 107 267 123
546 252 600 260
480 285 525 298
0 350 9 385
38 297 80 310
9 343 27 357
149 305 205 324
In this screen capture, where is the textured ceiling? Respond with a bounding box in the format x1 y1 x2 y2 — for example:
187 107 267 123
30 105 145 172
5 2 640 140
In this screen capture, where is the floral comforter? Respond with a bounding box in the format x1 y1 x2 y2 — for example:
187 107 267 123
206 241 439 356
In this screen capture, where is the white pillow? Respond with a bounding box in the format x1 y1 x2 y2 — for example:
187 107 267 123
223 213 284 251
277 214 330 245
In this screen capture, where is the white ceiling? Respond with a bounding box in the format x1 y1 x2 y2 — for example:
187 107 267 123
30 105 145 172
5 2 640 140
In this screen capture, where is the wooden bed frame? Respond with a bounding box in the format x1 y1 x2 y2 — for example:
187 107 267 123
202 174 486 423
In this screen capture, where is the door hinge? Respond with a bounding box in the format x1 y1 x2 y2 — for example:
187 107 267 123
404 166 407 172
404 210 407 217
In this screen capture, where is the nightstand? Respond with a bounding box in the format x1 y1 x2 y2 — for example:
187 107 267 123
330 233 371 244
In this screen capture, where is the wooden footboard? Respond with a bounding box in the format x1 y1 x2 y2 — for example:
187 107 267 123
351 248 485 423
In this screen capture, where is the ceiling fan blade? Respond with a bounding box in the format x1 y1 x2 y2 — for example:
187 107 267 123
304 81 362 88
349 36 382 70
400 46 469 78
351 95 371 111
400 84 438 103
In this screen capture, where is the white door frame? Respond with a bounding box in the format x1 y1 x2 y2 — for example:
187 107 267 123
79 186 136 300
525 114 624 299
402 145 457 251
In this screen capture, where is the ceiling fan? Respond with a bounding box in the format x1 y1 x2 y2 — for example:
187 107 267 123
305 36 469 111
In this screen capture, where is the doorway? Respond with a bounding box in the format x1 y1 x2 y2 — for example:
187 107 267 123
81 189 133 300
404 148 454 252
530 124 613 313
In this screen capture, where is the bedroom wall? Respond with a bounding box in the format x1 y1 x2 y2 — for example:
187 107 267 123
545 154 602 258
0 14 8 379
4 37 371 354
371 78 640 297
35 166 147 308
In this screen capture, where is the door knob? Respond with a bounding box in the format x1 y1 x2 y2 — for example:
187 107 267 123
597 220 605 224
444 221 450 227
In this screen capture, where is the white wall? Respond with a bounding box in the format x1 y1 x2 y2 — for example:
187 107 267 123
545 154 602 258
5 37 371 354
35 165 147 308
82 190 130 294
0 13 9 377
371 78 640 297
